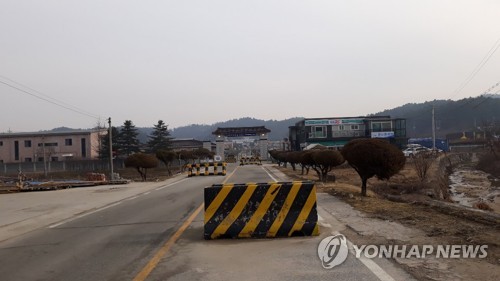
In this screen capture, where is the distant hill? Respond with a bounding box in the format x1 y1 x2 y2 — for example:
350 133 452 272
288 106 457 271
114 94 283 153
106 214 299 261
165 117 303 142
483 93 500 99
372 95 500 138
47 127 81 132
48 95 500 142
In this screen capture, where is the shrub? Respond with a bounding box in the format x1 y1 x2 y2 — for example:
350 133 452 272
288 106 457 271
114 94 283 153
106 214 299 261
341 138 406 196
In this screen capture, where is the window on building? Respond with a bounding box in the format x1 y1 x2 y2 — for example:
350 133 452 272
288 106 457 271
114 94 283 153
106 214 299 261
0 141 3 146
24 140 32 147
309 126 327 138
371 121 392 132
25 157 32 162
51 157 58 162
38 142 58 147
14 141 19 161
382 122 392 131
394 119 406 137
65 138 73 146
350 125 359 130
81 138 87 158
339 125 345 131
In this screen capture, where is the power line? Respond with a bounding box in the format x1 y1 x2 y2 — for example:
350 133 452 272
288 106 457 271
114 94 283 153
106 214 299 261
0 76 101 120
450 36 500 99
472 80 500 108
480 80 500 95
0 75 100 119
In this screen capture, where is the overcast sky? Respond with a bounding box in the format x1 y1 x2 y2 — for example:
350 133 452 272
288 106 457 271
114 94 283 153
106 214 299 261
1 0 499 132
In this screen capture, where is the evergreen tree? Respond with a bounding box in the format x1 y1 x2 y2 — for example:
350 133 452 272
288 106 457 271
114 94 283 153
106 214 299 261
98 126 120 160
117 120 140 156
147 120 172 153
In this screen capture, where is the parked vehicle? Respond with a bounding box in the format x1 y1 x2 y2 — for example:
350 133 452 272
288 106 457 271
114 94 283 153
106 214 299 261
402 146 431 157
408 138 449 152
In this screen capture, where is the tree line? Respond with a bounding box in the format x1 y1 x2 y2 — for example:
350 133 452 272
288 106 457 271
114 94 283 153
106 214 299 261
123 148 214 181
99 119 214 180
269 138 406 196
99 120 172 158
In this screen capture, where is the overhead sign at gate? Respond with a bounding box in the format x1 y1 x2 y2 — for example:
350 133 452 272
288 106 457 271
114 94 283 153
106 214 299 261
225 133 257 137
212 126 270 137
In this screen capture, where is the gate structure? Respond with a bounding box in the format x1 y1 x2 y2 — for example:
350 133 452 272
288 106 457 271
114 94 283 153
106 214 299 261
212 126 271 161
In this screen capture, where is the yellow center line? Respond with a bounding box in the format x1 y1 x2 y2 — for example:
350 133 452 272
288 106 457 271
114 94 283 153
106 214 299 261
133 164 238 281
133 203 204 281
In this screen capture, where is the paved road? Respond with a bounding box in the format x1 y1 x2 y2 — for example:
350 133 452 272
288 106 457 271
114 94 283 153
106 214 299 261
0 173 220 280
0 164 414 281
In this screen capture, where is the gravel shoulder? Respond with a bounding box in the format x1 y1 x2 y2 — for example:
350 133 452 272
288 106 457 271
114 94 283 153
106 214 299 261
275 164 500 281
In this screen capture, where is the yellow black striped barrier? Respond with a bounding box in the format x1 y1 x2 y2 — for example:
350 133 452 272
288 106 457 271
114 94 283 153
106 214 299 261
204 181 319 239
187 162 227 177
239 157 262 166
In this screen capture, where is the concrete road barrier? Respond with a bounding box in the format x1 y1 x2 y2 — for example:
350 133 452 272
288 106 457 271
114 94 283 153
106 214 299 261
204 181 319 239
187 162 227 177
239 157 262 166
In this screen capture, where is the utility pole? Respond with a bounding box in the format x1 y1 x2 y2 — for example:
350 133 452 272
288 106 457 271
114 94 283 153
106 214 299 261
432 105 436 151
108 117 114 181
42 135 48 177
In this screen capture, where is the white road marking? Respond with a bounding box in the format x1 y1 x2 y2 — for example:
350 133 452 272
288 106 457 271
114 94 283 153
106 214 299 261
262 166 278 182
331 231 395 281
48 202 122 229
155 178 189 190
48 178 189 229
346 239 396 281
318 214 332 228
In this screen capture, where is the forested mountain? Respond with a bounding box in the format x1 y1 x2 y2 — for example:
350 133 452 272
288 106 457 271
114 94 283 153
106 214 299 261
110 117 300 143
51 95 499 142
372 95 500 138
162 95 499 141
166 117 303 141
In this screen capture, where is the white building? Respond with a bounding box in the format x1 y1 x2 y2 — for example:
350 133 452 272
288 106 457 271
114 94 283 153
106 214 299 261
0 129 106 163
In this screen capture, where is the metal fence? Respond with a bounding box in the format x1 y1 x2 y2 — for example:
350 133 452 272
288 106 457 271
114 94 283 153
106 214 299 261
0 159 126 175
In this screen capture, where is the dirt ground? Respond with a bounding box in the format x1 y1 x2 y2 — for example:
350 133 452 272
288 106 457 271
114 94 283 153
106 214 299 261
275 161 500 281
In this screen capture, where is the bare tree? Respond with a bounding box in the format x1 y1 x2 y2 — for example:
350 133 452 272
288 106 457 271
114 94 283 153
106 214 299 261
413 152 435 182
